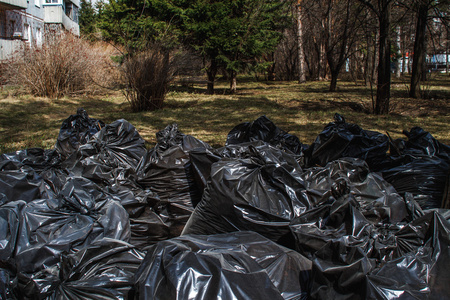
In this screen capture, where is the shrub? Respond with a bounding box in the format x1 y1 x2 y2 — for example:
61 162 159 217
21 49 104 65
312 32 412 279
121 45 177 112
7 32 118 97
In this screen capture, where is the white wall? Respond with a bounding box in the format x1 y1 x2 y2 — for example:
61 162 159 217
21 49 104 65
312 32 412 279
44 4 62 23
0 38 23 60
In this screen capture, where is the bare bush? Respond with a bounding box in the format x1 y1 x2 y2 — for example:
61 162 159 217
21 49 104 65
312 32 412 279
6 32 119 97
85 41 122 94
121 45 176 112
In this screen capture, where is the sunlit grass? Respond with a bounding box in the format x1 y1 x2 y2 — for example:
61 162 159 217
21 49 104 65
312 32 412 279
1 74 449 154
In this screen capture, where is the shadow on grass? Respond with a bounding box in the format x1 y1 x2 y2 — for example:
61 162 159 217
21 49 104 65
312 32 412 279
1 76 449 153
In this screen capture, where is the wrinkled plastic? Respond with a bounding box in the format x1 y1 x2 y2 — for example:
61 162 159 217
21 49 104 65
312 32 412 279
0 267 15 300
226 115 308 156
1 110 450 299
380 155 449 209
183 156 411 248
14 178 130 275
52 238 144 299
401 127 450 160
137 124 211 237
0 148 68 202
379 127 450 210
135 231 312 300
189 141 300 199
294 208 450 299
307 113 389 169
0 148 61 172
0 200 25 261
183 143 307 248
0 175 131 299
55 108 105 160
66 118 147 181
0 169 46 205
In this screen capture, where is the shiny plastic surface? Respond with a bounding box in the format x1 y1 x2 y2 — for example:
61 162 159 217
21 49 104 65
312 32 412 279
226 115 308 156
55 108 105 160
135 231 311 300
137 124 211 237
0 111 449 299
307 113 389 168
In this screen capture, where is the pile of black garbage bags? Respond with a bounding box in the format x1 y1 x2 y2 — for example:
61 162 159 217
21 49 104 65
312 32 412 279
1 109 449 299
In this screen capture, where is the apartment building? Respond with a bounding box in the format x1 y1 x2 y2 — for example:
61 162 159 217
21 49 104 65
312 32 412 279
0 0 79 60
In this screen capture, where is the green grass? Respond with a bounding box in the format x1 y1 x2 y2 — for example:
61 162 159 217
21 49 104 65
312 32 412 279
1 74 449 154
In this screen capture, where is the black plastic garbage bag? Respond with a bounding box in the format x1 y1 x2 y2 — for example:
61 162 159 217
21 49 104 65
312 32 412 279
0 169 47 205
226 115 307 156
301 158 410 224
307 113 389 169
134 231 312 300
0 200 25 262
0 148 61 172
13 177 130 275
290 193 450 299
381 155 449 209
137 124 211 237
154 123 211 152
55 108 105 160
51 238 145 299
184 155 409 249
105 179 171 249
401 127 450 160
189 141 301 199
12 239 144 299
364 211 450 300
0 148 69 200
183 144 308 248
67 119 147 183
0 267 16 300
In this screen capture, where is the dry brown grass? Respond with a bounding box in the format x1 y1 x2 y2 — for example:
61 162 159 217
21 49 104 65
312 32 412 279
0 74 449 154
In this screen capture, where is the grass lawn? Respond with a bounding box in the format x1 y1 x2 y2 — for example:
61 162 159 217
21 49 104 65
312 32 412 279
1 74 449 154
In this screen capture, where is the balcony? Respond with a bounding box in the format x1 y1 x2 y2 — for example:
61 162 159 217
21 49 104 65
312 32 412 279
62 10 79 35
0 0 27 9
43 1 79 36
44 4 63 23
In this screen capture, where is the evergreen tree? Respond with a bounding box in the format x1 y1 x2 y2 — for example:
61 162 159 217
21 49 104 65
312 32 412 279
97 0 180 52
176 0 292 93
79 0 98 40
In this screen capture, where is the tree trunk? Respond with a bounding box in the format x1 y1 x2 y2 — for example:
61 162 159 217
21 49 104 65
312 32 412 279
401 30 407 75
375 0 391 115
329 70 339 92
395 26 401 78
319 28 328 80
229 71 237 93
446 29 449 74
447 31 449 74
297 0 306 83
372 31 378 83
364 34 373 86
206 59 217 95
267 52 276 81
409 1 428 98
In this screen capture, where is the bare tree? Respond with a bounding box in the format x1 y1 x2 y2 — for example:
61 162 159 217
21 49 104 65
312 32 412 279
409 0 432 98
359 0 394 114
404 0 449 97
297 0 307 83
323 0 365 92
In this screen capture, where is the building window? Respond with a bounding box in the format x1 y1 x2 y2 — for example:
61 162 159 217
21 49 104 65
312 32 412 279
65 3 72 18
36 28 42 46
23 23 31 43
9 20 16 37
72 5 79 23
45 0 60 4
